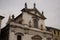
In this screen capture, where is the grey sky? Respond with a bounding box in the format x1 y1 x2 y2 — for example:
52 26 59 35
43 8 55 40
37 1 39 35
0 0 60 29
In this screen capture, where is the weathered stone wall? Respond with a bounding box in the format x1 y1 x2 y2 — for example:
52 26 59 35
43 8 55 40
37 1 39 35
9 24 52 40
22 12 46 30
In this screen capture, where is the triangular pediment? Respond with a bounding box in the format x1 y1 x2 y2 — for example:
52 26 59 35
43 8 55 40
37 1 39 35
21 8 46 20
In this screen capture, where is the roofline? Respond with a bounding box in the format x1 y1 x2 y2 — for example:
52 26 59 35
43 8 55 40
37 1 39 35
14 13 22 20
46 26 60 31
21 8 46 20
1 24 9 31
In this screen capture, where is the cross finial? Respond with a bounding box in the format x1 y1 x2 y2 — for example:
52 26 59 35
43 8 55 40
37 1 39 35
25 2 27 8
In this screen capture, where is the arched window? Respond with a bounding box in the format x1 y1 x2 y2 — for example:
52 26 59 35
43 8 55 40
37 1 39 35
32 35 42 40
33 19 38 28
54 30 56 34
16 33 24 40
17 35 21 40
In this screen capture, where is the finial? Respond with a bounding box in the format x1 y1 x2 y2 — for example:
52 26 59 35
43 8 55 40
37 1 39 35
42 11 44 15
25 2 27 8
34 3 36 8
12 14 14 19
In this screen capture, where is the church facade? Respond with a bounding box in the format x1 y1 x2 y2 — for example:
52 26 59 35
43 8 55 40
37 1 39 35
1 3 53 40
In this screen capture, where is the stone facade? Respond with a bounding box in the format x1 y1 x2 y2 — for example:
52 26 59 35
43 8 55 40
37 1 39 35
1 3 53 40
46 27 60 40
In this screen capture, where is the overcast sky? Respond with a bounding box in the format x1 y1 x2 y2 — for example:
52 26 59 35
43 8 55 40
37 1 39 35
0 0 60 29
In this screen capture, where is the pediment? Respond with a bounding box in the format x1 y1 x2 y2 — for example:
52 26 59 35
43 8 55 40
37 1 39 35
30 11 40 17
32 35 42 39
21 8 46 20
